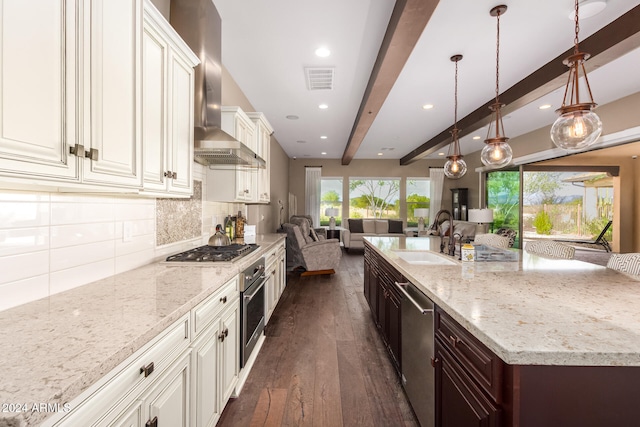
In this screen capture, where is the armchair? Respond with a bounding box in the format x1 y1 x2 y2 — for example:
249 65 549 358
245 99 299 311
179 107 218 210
282 222 341 275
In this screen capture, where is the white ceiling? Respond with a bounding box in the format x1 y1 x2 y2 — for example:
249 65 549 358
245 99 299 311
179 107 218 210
211 0 640 162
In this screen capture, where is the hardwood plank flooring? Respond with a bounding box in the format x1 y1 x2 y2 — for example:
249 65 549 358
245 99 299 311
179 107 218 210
218 250 419 427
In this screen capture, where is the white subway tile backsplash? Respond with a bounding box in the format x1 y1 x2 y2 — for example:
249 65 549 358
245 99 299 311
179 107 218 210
0 227 49 257
50 222 116 248
0 184 235 312
0 201 50 228
0 275 49 312
50 259 115 296
50 240 116 272
51 202 115 225
0 251 49 285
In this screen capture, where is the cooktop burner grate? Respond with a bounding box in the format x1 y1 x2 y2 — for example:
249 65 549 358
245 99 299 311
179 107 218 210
166 243 259 262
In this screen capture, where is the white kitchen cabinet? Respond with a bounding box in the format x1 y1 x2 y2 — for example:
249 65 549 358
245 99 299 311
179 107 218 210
265 240 286 324
206 106 256 202
52 314 190 427
0 0 145 191
190 277 240 427
247 112 273 203
141 1 198 197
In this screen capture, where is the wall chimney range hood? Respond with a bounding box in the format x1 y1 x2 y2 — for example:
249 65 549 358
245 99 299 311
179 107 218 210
170 0 265 168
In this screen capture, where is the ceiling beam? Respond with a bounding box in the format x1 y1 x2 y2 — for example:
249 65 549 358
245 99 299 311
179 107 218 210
341 0 440 165
400 5 640 165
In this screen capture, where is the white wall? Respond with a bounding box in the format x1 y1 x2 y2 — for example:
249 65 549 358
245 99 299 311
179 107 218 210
0 164 244 313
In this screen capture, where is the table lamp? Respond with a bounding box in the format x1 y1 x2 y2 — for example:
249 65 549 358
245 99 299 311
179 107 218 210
468 208 494 234
325 208 339 229
414 208 430 233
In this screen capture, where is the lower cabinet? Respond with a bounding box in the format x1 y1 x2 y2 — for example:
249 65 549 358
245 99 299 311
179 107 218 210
190 301 239 427
265 240 286 324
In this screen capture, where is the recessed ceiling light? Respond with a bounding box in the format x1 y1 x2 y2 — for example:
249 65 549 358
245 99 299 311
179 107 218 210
539 104 552 110
472 135 481 140
315 47 331 57
318 104 328 109
377 152 383 156
438 152 445 156
321 152 327 155
286 115 299 120
422 104 434 110
320 135 327 139
569 0 607 20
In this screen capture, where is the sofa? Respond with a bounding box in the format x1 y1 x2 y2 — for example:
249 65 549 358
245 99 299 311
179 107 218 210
342 218 405 251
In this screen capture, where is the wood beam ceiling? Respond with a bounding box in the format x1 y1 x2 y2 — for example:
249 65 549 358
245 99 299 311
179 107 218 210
341 0 440 165
400 5 640 165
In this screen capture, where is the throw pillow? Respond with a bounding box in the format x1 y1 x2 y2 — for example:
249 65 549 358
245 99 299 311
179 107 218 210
363 220 376 234
374 220 389 234
388 219 404 234
309 227 320 242
348 218 364 233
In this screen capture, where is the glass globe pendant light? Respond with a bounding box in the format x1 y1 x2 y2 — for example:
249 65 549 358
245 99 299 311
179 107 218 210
481 5 512 168
550 0 602 151
444 54 467 179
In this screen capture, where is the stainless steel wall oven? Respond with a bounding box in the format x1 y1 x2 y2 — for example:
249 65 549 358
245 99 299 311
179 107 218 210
240 257 266 367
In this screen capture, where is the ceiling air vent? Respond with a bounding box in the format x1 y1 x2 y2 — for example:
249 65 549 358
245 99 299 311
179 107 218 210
305 67 335 91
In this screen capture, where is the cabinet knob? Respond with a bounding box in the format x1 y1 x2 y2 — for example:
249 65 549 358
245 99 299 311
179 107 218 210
220 296 227 304
84 148 99 161
69 144 85 157
172 171 177 179
140 362 155 378
224 328 229 337
430 357 439 367
164 170 172 178
146 416 158 427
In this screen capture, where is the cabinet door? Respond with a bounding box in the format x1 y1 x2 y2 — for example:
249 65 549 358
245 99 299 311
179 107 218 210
0 0 79 181
191 324 221 427
166 51 194 194
219 302 239 404
144 352 191 427
435 342 500 427
257 125 271 202
387 288 401 371
103 400 143 427
141 20 168 192
81 0 142 188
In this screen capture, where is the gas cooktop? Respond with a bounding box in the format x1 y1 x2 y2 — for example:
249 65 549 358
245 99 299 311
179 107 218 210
165 243 259 263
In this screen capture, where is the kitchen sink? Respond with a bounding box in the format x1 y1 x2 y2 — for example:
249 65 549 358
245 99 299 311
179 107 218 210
392 250 458 265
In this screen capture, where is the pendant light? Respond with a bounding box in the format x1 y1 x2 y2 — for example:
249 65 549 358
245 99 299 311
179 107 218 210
481 5 512 168
550 0 602 151
444 54 467 179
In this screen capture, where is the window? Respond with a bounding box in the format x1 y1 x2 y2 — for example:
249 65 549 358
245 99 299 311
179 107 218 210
406 178 430 226
320 178 342 226
486 170 520 247
349 178 400 219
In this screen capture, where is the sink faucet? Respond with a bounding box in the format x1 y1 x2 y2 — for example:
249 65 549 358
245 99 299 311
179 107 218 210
434 209 457 256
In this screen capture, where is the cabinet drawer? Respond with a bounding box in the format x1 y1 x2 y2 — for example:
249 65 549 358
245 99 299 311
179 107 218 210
435 307 503 402
192 276 239 336
265 245 278 269
55 314 190 426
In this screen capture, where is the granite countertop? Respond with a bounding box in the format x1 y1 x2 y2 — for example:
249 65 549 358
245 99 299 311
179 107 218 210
364 236 640 367
0 234 285 427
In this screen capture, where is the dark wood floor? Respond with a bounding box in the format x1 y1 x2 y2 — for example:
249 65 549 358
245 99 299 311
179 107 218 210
218 250 418 427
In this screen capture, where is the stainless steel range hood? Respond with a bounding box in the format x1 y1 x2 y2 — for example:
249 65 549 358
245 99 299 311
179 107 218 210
170 0 265 168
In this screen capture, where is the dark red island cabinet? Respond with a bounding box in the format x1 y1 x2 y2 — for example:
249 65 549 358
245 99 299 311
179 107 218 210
434 306 640 427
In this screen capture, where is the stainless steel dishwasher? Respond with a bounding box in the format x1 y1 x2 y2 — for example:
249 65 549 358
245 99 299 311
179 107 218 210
396 281 435 427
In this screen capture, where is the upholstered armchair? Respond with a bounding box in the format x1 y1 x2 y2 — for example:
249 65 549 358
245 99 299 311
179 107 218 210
289 215 327 239
282 220 341 275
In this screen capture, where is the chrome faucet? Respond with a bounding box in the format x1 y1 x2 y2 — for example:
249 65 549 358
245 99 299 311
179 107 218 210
434 209 457 256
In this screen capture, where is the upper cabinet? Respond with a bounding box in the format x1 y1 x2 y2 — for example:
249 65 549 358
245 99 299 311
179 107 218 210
247 112 273 203
207 107 257 203
0 0 144 191
141 0 199 197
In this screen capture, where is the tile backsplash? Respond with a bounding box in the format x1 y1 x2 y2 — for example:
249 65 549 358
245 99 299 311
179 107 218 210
0 165 247 312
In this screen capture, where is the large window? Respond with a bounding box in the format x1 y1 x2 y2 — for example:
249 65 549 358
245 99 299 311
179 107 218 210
349 178 400 219
406 178 430 226
522 170 613 241
486 170 520 247
320 178 342 226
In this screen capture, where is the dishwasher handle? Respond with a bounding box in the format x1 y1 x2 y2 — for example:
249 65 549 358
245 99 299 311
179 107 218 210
396 282 434 315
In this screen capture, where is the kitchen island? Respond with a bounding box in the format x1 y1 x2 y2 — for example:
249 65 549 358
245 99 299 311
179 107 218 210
363 236 640 427
0 234 285 427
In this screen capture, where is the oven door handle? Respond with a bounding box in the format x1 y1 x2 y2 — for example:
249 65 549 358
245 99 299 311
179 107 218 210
243 275 267 302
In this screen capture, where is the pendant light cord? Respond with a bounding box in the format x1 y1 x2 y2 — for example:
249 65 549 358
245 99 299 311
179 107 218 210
454 58 459 128
495 10 501 104
573 0 580 54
